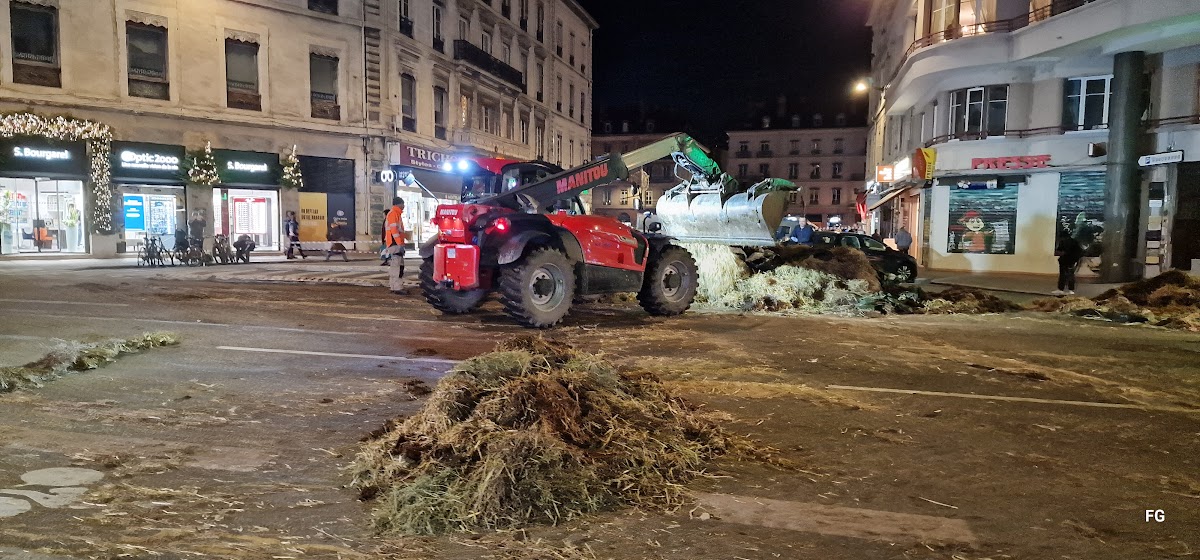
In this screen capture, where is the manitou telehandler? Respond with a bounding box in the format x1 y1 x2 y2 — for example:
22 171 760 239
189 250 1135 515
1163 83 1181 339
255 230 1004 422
418 132 795 328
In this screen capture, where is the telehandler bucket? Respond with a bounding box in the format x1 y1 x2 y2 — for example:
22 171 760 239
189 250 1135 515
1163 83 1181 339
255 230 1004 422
654 178 794 247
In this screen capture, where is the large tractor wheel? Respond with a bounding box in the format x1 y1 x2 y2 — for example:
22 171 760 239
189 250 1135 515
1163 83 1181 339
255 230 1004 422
498 247 575 328
419 258 488 314
638 245 698 316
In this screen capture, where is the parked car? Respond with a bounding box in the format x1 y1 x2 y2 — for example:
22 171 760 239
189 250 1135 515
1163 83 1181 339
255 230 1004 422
806 231 918 282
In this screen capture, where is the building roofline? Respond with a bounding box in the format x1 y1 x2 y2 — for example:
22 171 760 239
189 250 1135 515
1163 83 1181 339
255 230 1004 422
726 126 869 134
564 0 599 30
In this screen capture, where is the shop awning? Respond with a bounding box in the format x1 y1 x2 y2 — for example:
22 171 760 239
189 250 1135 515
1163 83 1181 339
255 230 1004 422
868 186 912 211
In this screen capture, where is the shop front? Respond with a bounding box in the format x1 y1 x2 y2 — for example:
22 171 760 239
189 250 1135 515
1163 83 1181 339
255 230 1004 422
389 142 464 246
0 137 89 255
296 155 356 247
212 149 283 251
112 141 187 253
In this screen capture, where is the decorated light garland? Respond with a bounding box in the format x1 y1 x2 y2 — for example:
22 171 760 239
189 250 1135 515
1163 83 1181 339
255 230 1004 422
0 113 113 233
187 141 220 186
280 144 303 189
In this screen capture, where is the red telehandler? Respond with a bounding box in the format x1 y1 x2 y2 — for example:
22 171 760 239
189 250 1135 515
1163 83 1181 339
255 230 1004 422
418 133 794 328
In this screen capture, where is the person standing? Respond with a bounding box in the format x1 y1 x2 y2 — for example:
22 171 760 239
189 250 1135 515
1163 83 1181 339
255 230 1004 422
385 197 407 294
284 211 306 260
1052 230 1084 296
895 226 913 255
789 217 815 244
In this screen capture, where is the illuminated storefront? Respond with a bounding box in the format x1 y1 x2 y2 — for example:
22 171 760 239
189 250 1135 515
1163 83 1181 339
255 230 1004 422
112 141 187 252
211 149 284 251
0 138 89 255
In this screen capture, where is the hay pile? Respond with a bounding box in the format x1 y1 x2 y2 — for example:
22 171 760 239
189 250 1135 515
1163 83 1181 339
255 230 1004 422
1031 270 1200 330
0 332 180 392
683 243 878 314
922 286 1023 314
350 336 762 535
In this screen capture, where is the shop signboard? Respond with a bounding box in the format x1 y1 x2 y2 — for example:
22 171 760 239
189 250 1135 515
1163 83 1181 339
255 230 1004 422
123 195 146 231
875 165 894 183
913 148 937 180
111 142 186 183
214 149 283 186
0 137 87 176
298 192 328 242
1137 151 1184 167
395 143 454 171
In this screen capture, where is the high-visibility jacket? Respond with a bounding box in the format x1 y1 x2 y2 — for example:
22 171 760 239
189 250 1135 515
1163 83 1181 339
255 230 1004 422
385 205 405 247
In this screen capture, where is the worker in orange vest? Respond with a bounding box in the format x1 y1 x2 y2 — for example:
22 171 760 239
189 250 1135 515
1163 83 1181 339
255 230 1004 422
385 197 406 293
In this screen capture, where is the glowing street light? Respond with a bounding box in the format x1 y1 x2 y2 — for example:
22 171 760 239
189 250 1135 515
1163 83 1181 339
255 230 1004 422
854 80 869 93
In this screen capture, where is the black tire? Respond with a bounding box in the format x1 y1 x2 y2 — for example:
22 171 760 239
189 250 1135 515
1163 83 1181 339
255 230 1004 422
638 245 698 316
498 247 575 328
894 262 917 283
419 258 488 314
136 246 147 267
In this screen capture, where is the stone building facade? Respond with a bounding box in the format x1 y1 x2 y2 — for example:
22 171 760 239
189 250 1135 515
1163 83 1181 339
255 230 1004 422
0 0 594 257
866 0 1200 276
726 119 869 228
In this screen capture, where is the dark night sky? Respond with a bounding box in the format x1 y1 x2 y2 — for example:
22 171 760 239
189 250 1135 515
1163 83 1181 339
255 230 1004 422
576 0 873 145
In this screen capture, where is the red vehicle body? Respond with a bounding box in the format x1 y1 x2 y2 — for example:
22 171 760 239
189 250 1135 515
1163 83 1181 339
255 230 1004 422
419 157 697 328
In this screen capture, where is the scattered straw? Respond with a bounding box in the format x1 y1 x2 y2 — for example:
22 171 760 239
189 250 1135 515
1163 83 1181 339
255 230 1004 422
0 332 180 392
349 335 775 535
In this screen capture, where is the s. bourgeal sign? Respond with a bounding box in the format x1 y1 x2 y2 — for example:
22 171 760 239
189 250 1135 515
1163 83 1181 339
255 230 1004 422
119 150 181 171
12 146 70 161
227 161 269 173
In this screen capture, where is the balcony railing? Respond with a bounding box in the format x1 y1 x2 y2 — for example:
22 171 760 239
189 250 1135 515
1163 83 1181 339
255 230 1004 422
227 89 261 111
888 0 1100 88
734 150 752 158
12 62 60 88
311 95 340 120
520 18 528 31
399 17 414 38
433 36 445 53
756 150 773 158
453 39 525 89
435 125 447 140
402 116 417 132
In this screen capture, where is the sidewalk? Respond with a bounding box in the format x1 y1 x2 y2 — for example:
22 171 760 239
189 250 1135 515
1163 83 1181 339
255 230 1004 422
919 269 1123 299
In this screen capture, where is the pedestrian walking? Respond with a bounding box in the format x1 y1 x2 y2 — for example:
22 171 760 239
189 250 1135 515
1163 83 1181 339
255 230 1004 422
1052 230 1084 296
895 226 913 255
385 197 407 294
284 211 307 260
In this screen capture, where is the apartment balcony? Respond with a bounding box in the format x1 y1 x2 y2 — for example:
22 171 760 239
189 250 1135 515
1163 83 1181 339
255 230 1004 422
453 39 525 90
311 93 340 120
12 61 60 88
451 128 530 159
227 87 261 111
435 125 447 140
399 17 414 38
520 18 528 31
734 150 752 159
433 36 445 53
755 150 773 158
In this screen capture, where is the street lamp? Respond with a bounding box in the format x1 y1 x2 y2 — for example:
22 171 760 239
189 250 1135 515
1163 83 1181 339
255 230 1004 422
854 80 869 94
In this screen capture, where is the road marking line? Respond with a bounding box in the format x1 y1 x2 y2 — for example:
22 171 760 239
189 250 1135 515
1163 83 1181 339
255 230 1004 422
0 298 128 307
1 311 496 342
697 493 976 543
826 384 1200 413
217 346 462 365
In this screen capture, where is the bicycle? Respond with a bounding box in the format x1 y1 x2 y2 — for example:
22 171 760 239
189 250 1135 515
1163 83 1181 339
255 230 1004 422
211 234 235 264
136 235 170 267
175 236 207 267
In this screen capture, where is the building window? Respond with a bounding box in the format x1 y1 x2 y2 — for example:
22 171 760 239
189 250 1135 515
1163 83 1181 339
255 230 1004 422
225 39 260 110
431 4 443 40
789 139 800 154
433 85 448 139
791 115 802 128
536 2 545 40
580 91 586 123
535 124 545 156
835 113 847 126
536 62 544 101
569 139 574 164
10 2 60 87
520 117 529 144
810 163 821 179
482 105 494 134
556 75 563 112
787 163 799 179
399 0 410 19
810 139 821 154
831 188 842 205
737 164 748 178
812 113 823 127
832 162 843 178
459 17 470 41
738 141 749 155
927 0 955 36
809 189 820 205
308 0 338 15
481 31 492 53
309 53 339 119
833 138 844 153
568 31 575 65
555 133 562 165
568 83 575 117
950 85 1007 136
1063 75 1113 131
127 23 169 100
501 44 510 64
401 73 417 131
758 163 770 177
555 20 563 56
642 186 655 207
759 141 770 155
603 187 612 205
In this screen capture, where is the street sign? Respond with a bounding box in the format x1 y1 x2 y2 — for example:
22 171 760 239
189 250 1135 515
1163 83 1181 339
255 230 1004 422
1138 151 1184 167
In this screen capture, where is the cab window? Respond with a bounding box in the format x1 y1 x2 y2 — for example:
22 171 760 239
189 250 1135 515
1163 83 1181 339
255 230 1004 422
863 237 887 251
840 236 861 249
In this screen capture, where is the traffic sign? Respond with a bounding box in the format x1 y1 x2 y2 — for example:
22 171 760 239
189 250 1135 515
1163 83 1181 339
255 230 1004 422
1138 151 1184 167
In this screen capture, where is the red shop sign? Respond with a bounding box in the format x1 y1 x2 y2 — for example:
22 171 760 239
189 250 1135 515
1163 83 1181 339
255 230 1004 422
971 155 1051 170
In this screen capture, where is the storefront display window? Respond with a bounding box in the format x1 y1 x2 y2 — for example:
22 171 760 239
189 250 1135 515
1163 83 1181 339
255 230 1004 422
122 188 184 250
215 188 279 251
0 178 86 254
947 183 1018 255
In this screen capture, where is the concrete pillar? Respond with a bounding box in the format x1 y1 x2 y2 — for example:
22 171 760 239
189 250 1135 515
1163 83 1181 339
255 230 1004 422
1100 51 1147 283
